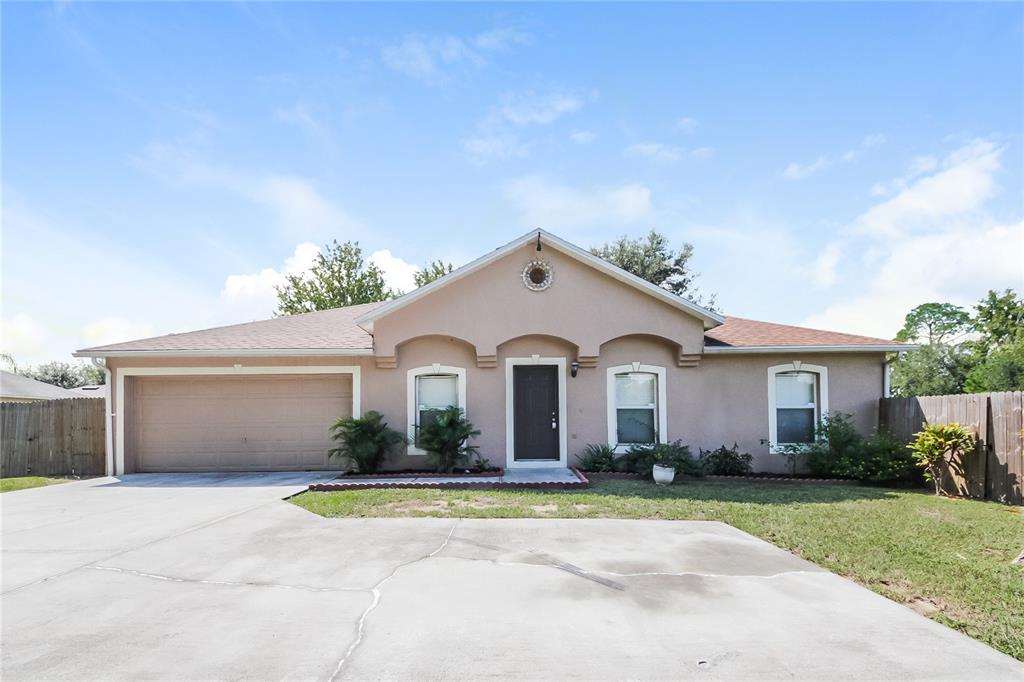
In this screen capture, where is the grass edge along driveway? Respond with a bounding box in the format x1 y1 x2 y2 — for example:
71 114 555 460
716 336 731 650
0 476 72 493
292 480 1024 662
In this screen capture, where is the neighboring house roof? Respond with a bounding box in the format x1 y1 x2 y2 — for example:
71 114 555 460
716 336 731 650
75 303 379 357
69 384 106 397
704 317 911 353
0 371 81 400
354 229 726 333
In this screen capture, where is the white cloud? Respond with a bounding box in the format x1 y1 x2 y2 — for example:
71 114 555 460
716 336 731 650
676 117 699 133
274 102 330 139
782 134 885 180
855 139 1001 237
808 242 843 288
800 138 1020 338
0 314 48 362
136 143 362 240
381 27 529 83
625 143 682 163
368 249 420 293
782 156 829 180
80 318 157 347
463 88 587 162
504 175 652 227
569 130 596 145
220 242 320 320
497 89 583 126
802 221 1024 338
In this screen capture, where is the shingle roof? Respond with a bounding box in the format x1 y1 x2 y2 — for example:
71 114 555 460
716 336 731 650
704 316 900 348
75 302 381 355
0 371 81 400
75 304 907 357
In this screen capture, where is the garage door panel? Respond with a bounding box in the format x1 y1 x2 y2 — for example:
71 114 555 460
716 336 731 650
132 374 352 472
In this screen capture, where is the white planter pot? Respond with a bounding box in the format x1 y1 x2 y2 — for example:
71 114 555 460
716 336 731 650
652 464 676 485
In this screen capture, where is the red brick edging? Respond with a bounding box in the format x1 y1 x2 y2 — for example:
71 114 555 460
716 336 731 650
308 467 590 492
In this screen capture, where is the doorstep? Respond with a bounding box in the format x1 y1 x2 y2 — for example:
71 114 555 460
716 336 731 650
308 467 589 491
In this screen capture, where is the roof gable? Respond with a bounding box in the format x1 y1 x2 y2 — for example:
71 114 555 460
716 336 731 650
355 229 725 333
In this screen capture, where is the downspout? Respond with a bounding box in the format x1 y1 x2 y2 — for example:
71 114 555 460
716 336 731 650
91 357 114 477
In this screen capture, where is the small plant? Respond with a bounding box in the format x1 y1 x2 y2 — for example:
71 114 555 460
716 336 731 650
328 411 406 474
698 443 753 476
909 423 976 495
623 441 702 479
416 406 481 473
846 430 916 484
577 443 619 472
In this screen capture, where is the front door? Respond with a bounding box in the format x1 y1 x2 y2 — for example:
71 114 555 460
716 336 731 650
512 365 560 461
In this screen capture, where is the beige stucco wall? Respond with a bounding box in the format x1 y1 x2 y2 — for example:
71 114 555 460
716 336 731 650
371 242 707 363
107 345 885 474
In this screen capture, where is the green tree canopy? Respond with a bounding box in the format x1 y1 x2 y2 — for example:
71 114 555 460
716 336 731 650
414 260 454 288
894 302 972 344
972 289 1024 355
275 240 394 315
890 344 973 397
21 361 104 388
590 229 716 310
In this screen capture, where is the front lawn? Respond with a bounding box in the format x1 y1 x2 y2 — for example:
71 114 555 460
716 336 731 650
292 480 1024 661
0 476 72 493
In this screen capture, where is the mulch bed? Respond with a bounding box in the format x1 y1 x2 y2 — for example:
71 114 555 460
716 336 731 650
336 468 504 479
309 468 589 492
580 471 858 485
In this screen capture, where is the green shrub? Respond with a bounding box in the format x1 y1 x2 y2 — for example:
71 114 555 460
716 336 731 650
804 413 862 478
623 440 702 479
328 411 406 474
416 406 481 473
844 430 917 484
577 443 619 472
698 443 753 476
909 423 976 495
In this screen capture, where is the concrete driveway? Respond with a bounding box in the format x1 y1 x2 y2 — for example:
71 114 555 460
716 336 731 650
2 475 1020 681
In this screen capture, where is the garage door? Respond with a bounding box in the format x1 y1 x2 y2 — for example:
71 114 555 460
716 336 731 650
131 374 352 472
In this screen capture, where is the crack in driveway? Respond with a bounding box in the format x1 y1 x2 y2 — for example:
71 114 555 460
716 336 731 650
87 565 370 594
329 521 459 681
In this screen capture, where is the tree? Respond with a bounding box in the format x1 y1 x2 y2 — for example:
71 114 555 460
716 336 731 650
972 289 1024 355
275 240 394 315
894 302 972 344
414 260 454 288
22 361 95 389
965 337 1024 392
590 229 716 310
890 344 973 397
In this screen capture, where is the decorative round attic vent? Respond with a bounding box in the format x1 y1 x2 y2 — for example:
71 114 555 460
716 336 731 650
522 260 553 292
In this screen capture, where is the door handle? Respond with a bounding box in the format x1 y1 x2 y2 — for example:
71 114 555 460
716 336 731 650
551 418 558 430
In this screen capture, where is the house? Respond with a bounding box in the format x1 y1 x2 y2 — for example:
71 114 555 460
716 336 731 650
0 371 81 402
74 230 913 476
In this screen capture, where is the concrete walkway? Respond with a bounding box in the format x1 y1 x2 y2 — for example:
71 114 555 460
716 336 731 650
2 474 1021 680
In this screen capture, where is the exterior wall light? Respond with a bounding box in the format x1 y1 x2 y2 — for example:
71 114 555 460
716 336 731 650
571 360 580 377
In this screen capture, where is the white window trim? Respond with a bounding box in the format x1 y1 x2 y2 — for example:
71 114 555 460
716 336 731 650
114 365 361 476
505 356 568 469
606 364 668 454
767 362 828 453
406 364 467 455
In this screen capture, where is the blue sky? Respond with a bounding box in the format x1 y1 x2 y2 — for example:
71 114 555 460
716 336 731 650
3 2 1022 365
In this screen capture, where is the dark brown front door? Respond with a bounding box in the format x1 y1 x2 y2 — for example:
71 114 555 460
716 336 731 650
513 365 560 461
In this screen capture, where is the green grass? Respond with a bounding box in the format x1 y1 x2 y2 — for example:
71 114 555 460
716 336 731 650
0 476 72 493
292 480 1024 661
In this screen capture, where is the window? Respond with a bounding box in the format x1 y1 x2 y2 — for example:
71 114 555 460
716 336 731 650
407 365 466 454
607 364 668 451
767 363 829 450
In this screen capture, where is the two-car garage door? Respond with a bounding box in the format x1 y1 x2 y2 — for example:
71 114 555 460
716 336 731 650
130 374 352 472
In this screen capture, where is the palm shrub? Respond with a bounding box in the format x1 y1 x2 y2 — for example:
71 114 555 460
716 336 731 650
908 423 976 495
698 443 753 476
623 441 702 479
328 411 406 474
577 443 619 472
416 406 481 473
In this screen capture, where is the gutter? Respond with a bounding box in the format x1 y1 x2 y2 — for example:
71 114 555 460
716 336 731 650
91 357 114 477
73 348 374 359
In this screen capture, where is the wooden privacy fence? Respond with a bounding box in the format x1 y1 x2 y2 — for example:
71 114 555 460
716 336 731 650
879 391 1023 505
1 399 106 478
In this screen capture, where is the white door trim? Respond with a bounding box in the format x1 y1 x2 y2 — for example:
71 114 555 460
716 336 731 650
114 365 361 475
504 356 568 469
